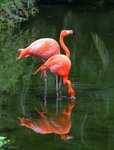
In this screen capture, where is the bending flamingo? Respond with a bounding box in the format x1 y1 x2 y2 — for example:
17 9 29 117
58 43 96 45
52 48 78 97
34 54 75 99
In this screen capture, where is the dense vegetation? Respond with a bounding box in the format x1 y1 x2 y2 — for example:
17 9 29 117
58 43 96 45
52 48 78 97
0 0 39 30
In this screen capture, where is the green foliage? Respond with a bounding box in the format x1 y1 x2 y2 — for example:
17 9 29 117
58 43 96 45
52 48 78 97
0 136 10 148
0 0 9 4
0 0 39 30
0 29 34 95
0 136 16 149
91 33 110 82
0 136 6 148
91 32 109 70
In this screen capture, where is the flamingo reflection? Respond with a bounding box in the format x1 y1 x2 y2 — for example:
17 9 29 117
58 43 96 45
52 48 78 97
18 101 75 140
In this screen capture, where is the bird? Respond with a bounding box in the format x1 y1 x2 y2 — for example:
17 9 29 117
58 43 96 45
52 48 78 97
34 54 75 99
16 30 75 61
18 101 75 140
16 30 75 100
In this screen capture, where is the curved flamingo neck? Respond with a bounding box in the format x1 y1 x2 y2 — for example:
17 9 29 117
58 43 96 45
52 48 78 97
60 35 70 58
63 77 75 97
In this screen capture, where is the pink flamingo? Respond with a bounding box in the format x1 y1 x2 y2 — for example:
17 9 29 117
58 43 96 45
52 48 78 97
16 30 75 60
16 30 75 100
34 54 75 99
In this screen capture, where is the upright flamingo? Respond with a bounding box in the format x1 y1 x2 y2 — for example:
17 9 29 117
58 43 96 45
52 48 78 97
16 30 75 60
18 101 75 140
34 54 75 99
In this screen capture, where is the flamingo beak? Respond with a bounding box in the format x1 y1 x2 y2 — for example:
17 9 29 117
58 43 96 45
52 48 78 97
16 49 29 60
73 31 76 35
16 54 23 60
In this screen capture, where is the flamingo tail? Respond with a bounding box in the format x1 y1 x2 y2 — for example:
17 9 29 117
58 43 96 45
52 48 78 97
34 64 46 76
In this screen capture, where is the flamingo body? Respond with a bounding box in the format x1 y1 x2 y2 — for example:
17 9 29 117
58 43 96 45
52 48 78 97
34 54 75 98
17 38 60 62
44 54 71 76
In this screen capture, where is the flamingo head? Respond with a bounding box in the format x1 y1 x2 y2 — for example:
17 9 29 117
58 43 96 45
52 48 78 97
16 48 30 60
68 85 76 100
60 30 75 37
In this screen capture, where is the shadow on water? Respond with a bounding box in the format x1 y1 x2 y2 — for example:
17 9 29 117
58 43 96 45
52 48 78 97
0 4 114 150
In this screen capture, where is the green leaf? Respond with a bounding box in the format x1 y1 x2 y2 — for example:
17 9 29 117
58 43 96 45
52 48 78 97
91 32 109 69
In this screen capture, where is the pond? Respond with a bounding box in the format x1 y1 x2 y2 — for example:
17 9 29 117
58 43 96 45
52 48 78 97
0 4 114 150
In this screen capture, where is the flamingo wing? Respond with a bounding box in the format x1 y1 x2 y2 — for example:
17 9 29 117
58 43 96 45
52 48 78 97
45 54 71 76
29 38 60 61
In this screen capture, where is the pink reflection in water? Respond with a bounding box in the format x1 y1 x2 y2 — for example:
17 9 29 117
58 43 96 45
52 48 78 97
18 101 75 140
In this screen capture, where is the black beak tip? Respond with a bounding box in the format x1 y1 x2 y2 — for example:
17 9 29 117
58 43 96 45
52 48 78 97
73 31 76 35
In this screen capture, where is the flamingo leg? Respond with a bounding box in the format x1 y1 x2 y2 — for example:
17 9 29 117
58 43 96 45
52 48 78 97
56 75 62 101
59 77 62 100
56 98 62 114
55 75 61 113
56 99 59 114
44 71 47 109
56 75 59 100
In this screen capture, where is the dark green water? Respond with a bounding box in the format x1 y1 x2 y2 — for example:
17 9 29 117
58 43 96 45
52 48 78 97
0 4 114 150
